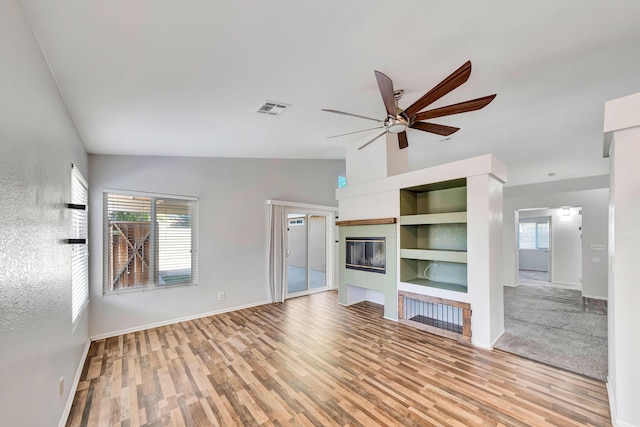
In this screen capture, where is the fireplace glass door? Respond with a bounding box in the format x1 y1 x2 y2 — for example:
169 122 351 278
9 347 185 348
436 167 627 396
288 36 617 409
345 237 386 273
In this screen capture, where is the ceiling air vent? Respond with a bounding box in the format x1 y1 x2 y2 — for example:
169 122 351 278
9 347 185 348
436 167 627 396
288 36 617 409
255 101 290 116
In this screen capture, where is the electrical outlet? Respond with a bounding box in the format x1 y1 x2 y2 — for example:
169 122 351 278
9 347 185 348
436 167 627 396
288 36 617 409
218 291 225 301
590 243 606 251
59 377 64 397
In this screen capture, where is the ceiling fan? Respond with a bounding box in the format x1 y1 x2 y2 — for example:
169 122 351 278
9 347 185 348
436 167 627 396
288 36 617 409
322 61 496 150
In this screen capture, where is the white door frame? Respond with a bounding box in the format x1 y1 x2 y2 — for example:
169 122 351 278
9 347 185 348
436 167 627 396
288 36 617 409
267 200 338 297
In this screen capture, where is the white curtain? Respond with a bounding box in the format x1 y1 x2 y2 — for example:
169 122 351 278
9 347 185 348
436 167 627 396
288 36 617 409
268 203 287 303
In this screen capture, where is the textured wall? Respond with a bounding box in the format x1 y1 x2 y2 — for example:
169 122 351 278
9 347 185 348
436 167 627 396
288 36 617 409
89 155 344 338
0 0 88 425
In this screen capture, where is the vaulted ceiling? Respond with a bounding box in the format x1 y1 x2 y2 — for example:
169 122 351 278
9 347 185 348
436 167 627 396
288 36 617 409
20 0 640 186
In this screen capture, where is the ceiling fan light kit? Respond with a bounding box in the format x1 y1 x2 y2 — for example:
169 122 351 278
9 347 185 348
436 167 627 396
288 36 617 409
323 61 496 150
386 116 409 134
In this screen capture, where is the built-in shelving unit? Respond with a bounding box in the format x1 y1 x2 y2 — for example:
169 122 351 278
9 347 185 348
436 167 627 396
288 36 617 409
399 178 468 293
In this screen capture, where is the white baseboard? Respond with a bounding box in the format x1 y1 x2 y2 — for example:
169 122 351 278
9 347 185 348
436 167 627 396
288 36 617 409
582 294 608 301
549 281 582 290
59 339 91 427
473 340 492 350
490 329 506 349
606 379 617 426
503 283 518 288
605 378 635 427
90 299 272 341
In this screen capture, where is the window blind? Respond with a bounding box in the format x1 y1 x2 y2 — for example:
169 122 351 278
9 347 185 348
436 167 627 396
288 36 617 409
104 191 198 294
71 165 89 323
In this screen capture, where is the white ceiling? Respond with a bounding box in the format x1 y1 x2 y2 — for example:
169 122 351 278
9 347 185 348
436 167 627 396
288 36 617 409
21 0 640 186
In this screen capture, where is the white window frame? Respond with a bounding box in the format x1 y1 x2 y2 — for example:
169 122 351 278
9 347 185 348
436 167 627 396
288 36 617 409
103 189 198 295
71 164 89 323
518 218 549 250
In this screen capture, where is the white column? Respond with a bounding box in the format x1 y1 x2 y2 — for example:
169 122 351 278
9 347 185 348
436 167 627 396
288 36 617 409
467 173 504 348
603 92 640 427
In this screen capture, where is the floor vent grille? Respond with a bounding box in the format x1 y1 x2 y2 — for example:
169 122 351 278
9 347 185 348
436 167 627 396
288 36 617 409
398 291 471 344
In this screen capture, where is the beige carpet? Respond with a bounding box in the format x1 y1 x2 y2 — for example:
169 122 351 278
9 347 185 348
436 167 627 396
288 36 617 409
495 282 608 381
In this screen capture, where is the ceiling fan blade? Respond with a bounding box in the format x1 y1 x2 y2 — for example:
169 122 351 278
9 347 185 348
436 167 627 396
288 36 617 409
327 126 385 139
411 122 460 136
374 71 397 116
357 131 387 150
321 109 384 123
414 94 496 121
404 61 472 117
397 131 409 149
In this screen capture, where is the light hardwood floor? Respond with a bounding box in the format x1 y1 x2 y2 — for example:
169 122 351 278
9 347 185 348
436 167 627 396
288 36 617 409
67 291 611 426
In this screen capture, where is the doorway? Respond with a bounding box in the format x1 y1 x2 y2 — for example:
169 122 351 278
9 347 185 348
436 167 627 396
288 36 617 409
517 207 582 287
286 210 331 296
495 206 607 380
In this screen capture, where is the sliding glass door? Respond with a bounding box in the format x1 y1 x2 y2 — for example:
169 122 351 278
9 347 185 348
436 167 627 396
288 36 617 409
286 210 329 296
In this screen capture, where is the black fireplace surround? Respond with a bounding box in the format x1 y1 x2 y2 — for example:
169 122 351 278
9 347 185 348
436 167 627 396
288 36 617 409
345 237 386 274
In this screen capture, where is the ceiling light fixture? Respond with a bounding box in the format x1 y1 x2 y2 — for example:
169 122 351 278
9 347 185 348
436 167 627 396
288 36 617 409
386 116 409 134
563 207 570 216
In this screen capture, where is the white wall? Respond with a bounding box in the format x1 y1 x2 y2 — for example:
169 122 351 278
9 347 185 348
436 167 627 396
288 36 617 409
549 208 582 286
88 155 344 338
519 249 549 271
503 176 609 299
0 1 89 426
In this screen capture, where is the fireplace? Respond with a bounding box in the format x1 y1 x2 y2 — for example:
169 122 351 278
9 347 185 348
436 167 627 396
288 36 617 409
345 237 386 274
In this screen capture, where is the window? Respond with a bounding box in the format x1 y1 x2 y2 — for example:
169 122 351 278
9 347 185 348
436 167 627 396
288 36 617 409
288 217 304 226
518 220 549 249
71 164 89 323
103 190 198 294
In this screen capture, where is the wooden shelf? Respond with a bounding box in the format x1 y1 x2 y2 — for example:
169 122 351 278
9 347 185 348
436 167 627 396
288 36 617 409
400 212 467 225
336 217 396 226
400 249 467 263
400 278 468 293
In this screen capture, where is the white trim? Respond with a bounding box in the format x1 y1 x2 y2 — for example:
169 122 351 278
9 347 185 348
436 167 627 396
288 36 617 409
503 283 519 288
266 199 338 212
517 280 581 291
89 299 271 341
71 163 88 188
606 378 634 427
549 281 582 290
286 287 332 299
59 339 91 427
490 330 506 348
103 187 198 201
607 379 617 427
103 282 199 296
473 341 492 350
582 294 608 301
